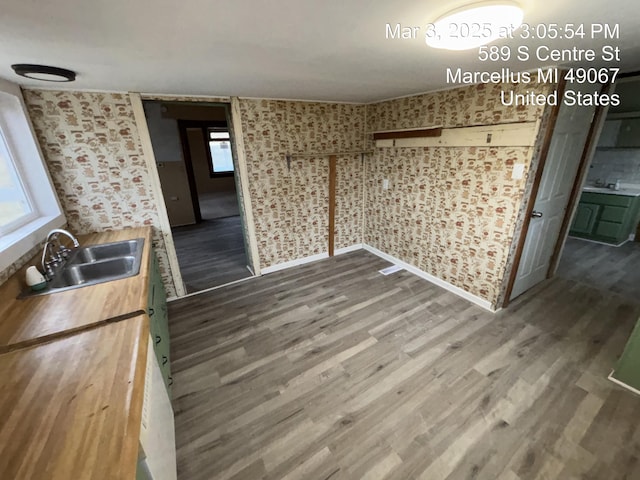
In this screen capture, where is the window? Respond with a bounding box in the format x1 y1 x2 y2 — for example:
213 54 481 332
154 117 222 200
207 129 234 176
0 79 65 273
0 129 35 234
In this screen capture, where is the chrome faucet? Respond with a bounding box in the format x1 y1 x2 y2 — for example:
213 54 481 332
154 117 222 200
41 229 80 280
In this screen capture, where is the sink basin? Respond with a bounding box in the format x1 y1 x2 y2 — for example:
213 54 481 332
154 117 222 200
19 238 145 298
53 256 138 287
67 240 141 265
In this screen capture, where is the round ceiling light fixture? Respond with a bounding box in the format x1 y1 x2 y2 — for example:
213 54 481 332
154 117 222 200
426 1 524 50
11 64 76 82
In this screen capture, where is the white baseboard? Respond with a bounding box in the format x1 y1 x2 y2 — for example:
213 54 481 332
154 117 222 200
335 243 364 255
261 244 364 275
608 371 640 396
568 235 629 248
166 273 255 302
362 244 495 312
261 252 329 274
250 242 496 312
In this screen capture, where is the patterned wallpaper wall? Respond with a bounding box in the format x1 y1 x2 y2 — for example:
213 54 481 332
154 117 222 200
367 82 544 132
364 82 552 307
22 90 177 297
9 83 551 307
238 99 365 268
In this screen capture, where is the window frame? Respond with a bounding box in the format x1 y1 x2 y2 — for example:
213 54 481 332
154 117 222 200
0 127 38 234
205 127 234 178
0 79 65 273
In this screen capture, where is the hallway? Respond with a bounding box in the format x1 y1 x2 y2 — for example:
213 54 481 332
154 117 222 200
171 216 251 293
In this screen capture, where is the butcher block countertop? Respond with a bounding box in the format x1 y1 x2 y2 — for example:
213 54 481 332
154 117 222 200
0 314 149 480
0 227 153 353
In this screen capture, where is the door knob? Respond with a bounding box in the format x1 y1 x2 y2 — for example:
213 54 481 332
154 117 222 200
531 211 543 218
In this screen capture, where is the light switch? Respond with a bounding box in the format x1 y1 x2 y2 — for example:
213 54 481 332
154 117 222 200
383 179 389 190
512 163 525 180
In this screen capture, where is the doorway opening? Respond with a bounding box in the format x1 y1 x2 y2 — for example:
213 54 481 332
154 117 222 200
143 100 253 294
554 76 640 304
505 75 640 306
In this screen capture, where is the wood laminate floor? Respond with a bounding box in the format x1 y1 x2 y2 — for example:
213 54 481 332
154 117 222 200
171 216 251 294
199 191 240 220
558 237 640 303
168 250 640 480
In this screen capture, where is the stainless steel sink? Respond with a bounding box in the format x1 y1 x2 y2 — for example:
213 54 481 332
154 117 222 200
67 239 141 265
54 256 138 287
19 238 145 297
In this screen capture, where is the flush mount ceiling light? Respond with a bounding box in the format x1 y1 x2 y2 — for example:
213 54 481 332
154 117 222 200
426 1 523 50
11 64 76 82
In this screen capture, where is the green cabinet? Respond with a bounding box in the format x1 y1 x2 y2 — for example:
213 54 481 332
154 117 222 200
148 250 172 395
611 318 640 392
569 192 640 244
571 203 600 234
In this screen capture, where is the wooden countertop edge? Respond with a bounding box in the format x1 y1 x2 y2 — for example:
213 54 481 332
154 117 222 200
118 316 150 479
0 309 147 355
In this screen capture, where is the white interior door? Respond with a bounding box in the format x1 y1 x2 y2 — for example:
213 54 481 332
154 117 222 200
510 85 599 300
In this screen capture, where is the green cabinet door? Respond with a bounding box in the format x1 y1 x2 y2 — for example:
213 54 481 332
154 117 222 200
570 193 640 244
595 220 624 239
600 205 629 223
570 203 600 235
148 250 173 396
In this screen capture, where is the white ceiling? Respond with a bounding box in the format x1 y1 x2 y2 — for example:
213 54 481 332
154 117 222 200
1 0 639 103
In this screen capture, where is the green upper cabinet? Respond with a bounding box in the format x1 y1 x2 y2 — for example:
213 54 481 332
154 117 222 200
147 250 172 397
570 192 640 245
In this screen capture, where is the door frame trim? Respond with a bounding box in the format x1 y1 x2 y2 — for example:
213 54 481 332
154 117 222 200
132 94 262 297
230 97 262 276
176 120 208 223
176 118 233 224
501 77 567 307
129 92 187 297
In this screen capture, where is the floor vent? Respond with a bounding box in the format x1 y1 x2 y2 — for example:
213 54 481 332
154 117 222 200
379 265 403 275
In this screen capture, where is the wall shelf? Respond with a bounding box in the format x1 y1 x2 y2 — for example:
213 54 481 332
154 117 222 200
372 127 442 141
288 150 373 158
374 121 540 148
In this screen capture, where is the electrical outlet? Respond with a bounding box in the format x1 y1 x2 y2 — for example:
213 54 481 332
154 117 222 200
512 163 525 180
383 179 389 190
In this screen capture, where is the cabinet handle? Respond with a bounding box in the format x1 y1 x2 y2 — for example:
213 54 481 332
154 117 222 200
149 307 155 316
168 376 173 387
531 211 543 218
162 355 168 365
155 335 162 345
